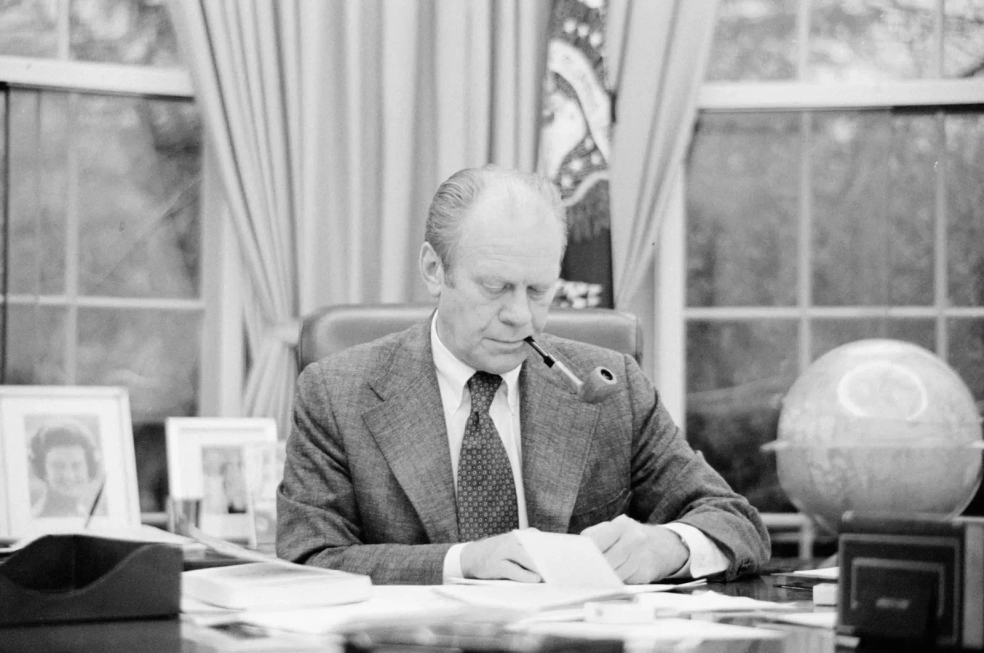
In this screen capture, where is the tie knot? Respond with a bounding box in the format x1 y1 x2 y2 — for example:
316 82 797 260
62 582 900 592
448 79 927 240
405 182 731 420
468 372 502 413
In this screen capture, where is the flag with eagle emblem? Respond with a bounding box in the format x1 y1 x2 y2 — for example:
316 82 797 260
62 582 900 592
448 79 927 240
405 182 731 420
537 0 613 308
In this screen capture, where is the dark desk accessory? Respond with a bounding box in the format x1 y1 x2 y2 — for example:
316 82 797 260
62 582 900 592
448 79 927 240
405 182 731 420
837 511 984 650
0 617 181 653
0 533 181 625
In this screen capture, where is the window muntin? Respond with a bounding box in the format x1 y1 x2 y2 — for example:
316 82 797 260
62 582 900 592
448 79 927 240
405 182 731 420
0 1 205 517
685 0 984 516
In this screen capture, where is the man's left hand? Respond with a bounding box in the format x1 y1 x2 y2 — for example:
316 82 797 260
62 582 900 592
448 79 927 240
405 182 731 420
580 515 689 584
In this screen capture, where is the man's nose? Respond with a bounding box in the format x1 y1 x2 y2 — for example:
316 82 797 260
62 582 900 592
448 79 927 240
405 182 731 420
499 289 533 327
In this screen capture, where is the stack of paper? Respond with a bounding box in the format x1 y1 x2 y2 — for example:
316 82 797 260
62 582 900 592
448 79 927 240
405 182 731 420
233 586 467 635
1 525 206 555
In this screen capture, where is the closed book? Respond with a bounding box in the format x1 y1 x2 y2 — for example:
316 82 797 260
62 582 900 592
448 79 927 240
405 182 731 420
182 561 372 610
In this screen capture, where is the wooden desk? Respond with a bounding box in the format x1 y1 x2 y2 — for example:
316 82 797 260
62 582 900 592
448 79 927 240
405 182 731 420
0 569 839 653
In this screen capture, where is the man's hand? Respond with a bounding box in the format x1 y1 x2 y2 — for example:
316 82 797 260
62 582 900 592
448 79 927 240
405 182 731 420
581 515 689 584
460 530 542 582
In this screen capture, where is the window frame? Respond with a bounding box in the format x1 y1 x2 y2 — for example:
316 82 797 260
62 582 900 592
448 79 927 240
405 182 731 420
0 54 241 419
659 3 984 429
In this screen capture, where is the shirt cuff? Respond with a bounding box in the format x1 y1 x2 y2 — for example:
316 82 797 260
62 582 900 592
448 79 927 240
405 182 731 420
443 543 468 582
662 522 730 579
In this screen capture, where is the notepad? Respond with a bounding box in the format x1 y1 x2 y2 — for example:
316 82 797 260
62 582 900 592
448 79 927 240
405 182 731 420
182 562 372 610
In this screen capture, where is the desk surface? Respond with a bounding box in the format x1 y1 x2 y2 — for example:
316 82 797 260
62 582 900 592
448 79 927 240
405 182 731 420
0 562 841 653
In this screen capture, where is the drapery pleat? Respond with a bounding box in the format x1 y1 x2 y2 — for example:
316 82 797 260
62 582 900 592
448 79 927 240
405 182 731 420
608 0 719 376
169 0 548 436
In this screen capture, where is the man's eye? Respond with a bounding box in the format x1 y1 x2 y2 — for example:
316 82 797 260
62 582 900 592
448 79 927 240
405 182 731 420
529 287 549 300
483 284 505 294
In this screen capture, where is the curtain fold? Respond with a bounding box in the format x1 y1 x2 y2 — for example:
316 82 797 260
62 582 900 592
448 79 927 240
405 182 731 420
608 0 719 377
170 0 548 435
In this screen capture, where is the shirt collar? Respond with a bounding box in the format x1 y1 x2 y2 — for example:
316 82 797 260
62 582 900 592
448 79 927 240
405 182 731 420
431 312 521 412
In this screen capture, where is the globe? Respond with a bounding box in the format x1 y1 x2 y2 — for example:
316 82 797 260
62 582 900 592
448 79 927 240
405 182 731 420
774 338 983 535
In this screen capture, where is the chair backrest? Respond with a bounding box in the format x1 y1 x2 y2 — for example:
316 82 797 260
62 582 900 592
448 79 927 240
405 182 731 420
296 304 642 371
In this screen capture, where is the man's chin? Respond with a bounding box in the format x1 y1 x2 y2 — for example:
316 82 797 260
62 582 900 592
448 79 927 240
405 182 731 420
476 351 527 375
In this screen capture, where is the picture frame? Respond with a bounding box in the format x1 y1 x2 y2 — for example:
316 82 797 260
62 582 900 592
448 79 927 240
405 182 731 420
165 417 279 542
0 386 139 537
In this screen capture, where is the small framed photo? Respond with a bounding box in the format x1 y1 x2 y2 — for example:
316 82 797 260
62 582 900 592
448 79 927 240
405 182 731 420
0 386 139 537
165 417 279 541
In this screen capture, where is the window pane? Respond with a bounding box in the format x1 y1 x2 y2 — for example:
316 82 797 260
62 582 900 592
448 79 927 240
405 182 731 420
0 91 5 355
4 304 67 384
812 318 935 360
809 0 937 82
944 0 984 79
687 113 799 307
76 309 200 423
812 112 936 306
0 0 59 58
948 319 984 406
686 320 798 511
70 0 182 66
946 114 984 307
76 95 201 299
8 89 69 294
706 0 798 82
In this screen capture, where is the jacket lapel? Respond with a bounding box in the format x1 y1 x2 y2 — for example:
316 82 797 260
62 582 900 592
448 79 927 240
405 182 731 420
520 354 601 532
362 321 460 543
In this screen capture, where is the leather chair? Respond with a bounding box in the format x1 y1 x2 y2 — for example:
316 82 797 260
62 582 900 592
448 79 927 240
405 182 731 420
296 304 642 372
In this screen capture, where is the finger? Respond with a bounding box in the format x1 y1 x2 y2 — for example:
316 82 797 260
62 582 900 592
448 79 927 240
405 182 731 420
498 561 541 583
622 559 654 585
505 542 540 576
580 521 620 552
602 536 632 572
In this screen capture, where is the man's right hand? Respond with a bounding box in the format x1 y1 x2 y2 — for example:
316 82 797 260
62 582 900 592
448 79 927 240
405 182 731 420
459 530 541 582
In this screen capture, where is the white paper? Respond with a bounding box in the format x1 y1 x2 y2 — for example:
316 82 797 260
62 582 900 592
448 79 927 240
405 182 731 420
636 590 794 613
448 577 706 594
434 584 627 612
513 530 623 588
790 566 839 580
237 586 464 634
9 524 206 554
514 617 786 642
766 612 838 629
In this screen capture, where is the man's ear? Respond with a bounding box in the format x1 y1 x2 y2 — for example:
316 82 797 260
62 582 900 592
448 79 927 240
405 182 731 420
419 242 445 298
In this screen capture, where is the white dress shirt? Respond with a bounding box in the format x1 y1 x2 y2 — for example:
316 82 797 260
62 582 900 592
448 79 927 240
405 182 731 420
430 315 729 581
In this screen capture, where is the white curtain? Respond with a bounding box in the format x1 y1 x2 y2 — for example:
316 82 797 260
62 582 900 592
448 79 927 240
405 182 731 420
607 0 720 377
169 0 549 436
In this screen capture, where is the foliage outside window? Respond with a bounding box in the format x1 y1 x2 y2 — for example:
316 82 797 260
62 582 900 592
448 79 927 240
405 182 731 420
685 0 984 515
0 0 202 513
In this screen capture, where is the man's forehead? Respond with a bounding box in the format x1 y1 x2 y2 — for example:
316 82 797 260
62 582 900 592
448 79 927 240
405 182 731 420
469 184 555 223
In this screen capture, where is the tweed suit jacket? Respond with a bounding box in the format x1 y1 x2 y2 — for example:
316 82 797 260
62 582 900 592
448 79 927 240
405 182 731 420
277 319 770 585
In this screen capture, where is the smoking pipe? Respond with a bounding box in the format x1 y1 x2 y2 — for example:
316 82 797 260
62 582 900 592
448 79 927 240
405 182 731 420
524 336 619 404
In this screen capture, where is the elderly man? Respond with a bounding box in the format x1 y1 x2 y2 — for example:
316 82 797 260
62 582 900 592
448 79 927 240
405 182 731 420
277 165 769 585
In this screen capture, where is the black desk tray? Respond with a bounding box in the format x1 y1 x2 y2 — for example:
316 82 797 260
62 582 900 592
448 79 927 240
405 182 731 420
0 533 181 625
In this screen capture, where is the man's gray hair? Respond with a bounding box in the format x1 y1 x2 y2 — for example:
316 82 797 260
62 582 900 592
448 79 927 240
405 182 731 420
425 165 568 276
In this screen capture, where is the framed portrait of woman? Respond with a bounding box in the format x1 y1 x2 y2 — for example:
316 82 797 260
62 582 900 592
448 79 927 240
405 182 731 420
0 386 139 537
165 417 279 543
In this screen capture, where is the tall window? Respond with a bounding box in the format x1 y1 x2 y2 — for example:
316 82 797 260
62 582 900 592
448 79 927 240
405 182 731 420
682 0 984 515
0 0 207 513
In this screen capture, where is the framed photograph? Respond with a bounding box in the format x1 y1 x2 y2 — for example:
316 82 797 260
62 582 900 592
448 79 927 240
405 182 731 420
0 386 139 537
166 417 279 542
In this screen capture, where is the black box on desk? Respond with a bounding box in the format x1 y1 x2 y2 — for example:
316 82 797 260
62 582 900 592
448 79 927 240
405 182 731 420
0 534 181 625
837 511 984 649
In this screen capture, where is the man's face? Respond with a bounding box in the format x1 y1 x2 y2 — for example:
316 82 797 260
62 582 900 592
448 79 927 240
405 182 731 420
421 190 564 374
44 445 90 499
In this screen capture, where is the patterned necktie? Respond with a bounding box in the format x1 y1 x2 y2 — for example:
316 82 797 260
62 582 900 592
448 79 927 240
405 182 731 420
456 371 519 541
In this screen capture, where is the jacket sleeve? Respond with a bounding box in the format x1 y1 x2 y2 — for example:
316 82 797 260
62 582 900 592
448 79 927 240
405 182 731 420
621 354 771 580
276 365 453 585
